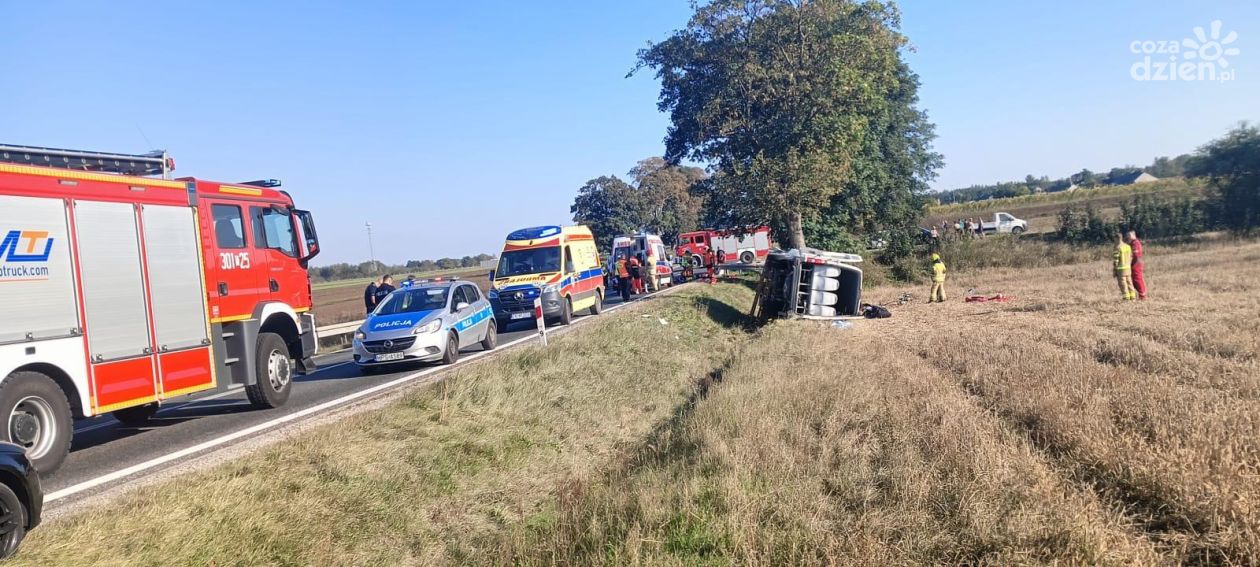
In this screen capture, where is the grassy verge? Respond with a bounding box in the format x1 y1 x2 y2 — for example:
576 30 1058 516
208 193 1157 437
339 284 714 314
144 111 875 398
927 178 1203 218
15 283 755 566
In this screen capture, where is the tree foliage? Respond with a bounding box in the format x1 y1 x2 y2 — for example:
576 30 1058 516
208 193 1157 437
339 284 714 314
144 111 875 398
1187 122 1260 235
570 160 707 251
636 0 908 249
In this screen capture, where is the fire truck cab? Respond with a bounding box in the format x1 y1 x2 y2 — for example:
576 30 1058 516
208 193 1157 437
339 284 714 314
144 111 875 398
0 144 320 473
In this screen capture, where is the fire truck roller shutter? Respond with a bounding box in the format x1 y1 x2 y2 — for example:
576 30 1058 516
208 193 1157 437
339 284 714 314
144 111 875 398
0 195 80 344
142 205 214 397
74 201 152 362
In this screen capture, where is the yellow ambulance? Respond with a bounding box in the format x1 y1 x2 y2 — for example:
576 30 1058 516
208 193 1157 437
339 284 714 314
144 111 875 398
489 225 604 326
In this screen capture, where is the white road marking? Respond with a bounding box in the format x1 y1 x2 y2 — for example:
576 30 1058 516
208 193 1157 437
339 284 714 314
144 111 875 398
49 285 671 503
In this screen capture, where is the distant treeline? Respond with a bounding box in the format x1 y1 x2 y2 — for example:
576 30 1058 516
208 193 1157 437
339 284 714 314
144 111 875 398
312 253 495 283
937 154 1193 204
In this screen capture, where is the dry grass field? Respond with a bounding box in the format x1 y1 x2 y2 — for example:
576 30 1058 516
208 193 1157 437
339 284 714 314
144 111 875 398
15 238 1259 565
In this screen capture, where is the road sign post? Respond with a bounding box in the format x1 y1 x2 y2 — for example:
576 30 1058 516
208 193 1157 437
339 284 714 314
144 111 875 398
533 297 548 346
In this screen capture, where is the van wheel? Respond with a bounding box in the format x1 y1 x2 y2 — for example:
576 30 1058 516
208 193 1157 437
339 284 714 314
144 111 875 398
112 403 159 426
0 371 73 474
590 290 603 315
481 320 498 351
739 251 755 264
560 297 574 325
442 332 460 364
0 483 26 559
246 333 292 409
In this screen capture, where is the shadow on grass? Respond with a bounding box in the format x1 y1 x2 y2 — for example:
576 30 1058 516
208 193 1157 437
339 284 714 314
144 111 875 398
691 295 760 331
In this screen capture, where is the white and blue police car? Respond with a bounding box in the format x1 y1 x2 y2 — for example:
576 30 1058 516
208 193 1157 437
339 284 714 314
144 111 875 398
352 279 495 373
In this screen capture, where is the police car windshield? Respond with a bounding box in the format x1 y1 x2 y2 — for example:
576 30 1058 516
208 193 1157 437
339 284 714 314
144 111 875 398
375 287 448 315
497 247 560 277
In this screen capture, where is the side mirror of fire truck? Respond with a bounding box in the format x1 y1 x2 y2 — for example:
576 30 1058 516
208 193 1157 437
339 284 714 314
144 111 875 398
293 209 320 265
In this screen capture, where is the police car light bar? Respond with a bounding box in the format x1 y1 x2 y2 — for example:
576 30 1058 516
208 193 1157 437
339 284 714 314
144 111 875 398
0 143 172 178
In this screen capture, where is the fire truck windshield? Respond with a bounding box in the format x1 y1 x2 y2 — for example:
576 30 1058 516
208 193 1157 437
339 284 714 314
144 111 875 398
497 247 561 278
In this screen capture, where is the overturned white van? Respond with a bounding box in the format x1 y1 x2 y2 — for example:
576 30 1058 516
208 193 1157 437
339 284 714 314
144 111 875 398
752 248 863 320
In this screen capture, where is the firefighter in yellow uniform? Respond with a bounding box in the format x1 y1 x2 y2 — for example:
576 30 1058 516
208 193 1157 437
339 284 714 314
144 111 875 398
1113 232 1136 301
929 253 947 303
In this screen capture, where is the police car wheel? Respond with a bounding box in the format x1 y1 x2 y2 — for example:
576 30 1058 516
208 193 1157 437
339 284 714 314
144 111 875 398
559 297 573 326
481 320 498 351
442 333 460 365
0 483 26 560
0 371 72 474
589 290 603 315
246 333 293 409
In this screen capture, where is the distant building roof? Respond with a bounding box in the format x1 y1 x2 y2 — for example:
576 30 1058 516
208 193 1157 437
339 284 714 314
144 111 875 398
1110 171 1159 185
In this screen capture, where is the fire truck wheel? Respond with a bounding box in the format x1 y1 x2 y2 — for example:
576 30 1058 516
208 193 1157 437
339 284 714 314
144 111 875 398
112 403 159 426
589 290 603 315
0 481 25 559
442 332 460 365
691 254 704 268
481 320 498 351
0 371 72 474
739 251 755 264
246 333 293 409
559 297 574 326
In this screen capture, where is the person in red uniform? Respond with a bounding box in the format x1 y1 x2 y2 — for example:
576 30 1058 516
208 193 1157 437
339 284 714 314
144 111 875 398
704 248 717 284
1127 230 1147 300
627 255 643 295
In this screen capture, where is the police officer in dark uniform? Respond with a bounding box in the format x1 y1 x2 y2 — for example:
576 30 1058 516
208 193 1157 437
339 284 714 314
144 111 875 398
373 274 396 306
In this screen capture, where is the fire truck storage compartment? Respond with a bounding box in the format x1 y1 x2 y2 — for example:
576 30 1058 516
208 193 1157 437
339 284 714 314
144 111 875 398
74 200 153 362
0 195 80 344
140 205 210 352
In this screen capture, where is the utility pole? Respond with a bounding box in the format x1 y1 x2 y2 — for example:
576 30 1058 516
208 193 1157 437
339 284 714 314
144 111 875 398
365 221 378 273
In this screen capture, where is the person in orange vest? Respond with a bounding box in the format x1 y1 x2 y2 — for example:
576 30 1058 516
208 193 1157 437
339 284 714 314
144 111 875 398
614 255 632 302
704 248 717 284
1113 232 1136 301
1127 229 1147 300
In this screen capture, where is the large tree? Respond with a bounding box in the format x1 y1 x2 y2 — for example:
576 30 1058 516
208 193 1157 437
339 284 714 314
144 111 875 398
636 0 907 249
628 157 707 243
805 59 940 253
570 175 642 251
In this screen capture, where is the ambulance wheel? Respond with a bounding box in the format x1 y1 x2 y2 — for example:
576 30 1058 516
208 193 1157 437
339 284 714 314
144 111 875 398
0 371 72 474
739 251 755 264
246 333 292 409
560 297 574 326
590 290 603 315
481 320 498 351
112 403 159 426
442 332 460 365
0 482 26 559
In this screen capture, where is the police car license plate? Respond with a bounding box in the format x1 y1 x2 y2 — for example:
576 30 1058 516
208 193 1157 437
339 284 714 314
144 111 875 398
511 312 531 320
376 352 405 362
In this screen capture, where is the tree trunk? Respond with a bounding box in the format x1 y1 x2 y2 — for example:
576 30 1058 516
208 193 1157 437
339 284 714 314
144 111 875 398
787 210 806 250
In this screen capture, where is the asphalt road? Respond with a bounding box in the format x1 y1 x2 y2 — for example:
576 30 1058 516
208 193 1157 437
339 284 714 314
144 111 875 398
45 286 667 509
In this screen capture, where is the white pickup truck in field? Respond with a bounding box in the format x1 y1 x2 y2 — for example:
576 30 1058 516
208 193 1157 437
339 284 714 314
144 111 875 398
980 212 1028 234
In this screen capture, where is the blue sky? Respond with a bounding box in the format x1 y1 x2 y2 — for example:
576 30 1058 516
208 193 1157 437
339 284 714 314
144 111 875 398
2 1 1255 264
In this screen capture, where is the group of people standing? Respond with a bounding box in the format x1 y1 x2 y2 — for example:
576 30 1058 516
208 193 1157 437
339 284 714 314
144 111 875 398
925 228 1150 305
1112 230 1147 301
611 253 647 302
362 274 398 314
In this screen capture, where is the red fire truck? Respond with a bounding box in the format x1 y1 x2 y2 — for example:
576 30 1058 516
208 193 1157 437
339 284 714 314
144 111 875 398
0 144 320 473
675 226 773 266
